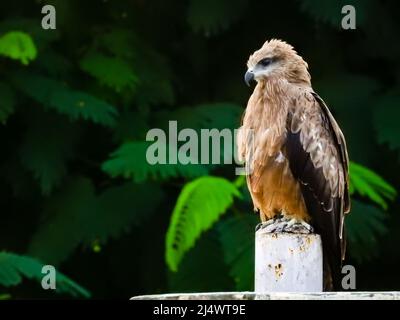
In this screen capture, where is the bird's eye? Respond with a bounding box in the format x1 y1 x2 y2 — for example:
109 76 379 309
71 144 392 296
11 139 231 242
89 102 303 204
258 58 273 67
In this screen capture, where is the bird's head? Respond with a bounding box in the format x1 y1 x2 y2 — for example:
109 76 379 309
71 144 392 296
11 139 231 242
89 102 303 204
245 39 311 86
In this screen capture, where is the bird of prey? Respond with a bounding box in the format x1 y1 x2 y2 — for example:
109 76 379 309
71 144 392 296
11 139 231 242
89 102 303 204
237 39 350 290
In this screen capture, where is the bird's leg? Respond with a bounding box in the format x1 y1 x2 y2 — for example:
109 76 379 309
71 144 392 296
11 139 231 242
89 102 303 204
257 214 314 234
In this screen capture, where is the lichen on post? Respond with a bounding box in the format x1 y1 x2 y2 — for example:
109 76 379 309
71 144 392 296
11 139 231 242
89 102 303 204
255 229 323 292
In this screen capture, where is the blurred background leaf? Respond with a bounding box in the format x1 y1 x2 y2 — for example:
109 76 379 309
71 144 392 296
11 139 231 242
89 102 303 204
346 200 388 262
187 0 248 36
0 31 37 65
0 252 90 298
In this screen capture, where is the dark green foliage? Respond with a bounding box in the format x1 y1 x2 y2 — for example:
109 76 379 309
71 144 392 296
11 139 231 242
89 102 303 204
299 0 373 28
187 0 248 36
168 230 234 293
28 178 164 265
346 200 388 261
373 91 400 153
0 0 399 298
0 252 90 298
11 71 118 127
0 82 15 124
80 51 138 92
102 141 209 182
217 215 257 291
19 112 80 195
156 103 243 131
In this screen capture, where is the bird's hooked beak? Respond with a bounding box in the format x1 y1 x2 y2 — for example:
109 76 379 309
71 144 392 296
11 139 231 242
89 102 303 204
244 69 255 87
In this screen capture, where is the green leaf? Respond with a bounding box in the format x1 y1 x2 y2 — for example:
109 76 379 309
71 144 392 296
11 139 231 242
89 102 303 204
131 44 174 107
168 230 234 292
97 28 174 106
346 200 388 261
187 0 247 36
11 71 118 127
0 251 90 298
0 31 37 65
86 182 164 243
80 51 138 92
19 113 80 195
166 176 241 272
96 28 135 59
28 177 163 265
28 177 95 264
0 155 36 198
0 294 11 300
102 141 209 183
0 18 59 49
217 214 257 291
50 90 117 127
350 161 397 210
0 82 16 124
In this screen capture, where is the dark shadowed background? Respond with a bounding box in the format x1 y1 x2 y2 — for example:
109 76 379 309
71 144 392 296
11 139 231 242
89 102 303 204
0 0 399 299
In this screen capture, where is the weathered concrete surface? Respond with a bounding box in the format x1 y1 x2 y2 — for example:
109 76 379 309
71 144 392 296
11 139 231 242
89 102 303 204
255 231 322 292
131 291 400 300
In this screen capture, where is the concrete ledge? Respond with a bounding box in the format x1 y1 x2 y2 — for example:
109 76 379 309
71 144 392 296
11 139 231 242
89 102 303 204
131 291 400 300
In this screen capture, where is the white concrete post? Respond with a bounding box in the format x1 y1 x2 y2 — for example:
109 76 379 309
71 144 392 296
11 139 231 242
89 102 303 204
255 230 323 292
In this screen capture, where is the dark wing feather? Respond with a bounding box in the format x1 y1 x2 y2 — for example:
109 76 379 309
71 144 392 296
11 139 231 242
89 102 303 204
312 93 350 216
286 91 350 290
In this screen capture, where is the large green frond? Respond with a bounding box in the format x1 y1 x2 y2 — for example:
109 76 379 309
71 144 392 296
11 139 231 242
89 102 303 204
166 176 241 272
350 161 397 210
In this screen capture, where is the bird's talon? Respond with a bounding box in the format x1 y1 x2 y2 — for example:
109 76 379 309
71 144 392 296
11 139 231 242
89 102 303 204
258 216 314 234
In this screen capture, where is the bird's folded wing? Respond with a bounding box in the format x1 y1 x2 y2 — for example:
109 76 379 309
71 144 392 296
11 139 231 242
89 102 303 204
285 90 350 265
